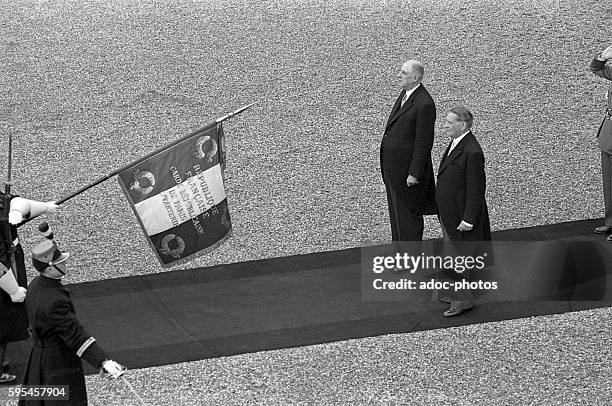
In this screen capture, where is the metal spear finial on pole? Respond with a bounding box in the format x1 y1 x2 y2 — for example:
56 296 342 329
6 133 12 189
215 101 257 124
2 132 20 278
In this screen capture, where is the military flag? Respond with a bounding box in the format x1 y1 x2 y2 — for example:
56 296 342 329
19 104 255 264
117 124 231 265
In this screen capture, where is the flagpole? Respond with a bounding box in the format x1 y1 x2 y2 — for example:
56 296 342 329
17 102 256 227
56 102 256 205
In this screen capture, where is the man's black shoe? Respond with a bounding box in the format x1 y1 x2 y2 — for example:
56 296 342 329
443 306 474 318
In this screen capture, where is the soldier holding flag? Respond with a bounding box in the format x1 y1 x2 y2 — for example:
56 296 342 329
0 192 58 383
1 132 59 382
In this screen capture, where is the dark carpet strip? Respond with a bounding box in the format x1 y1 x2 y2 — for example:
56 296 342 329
4 218 611 380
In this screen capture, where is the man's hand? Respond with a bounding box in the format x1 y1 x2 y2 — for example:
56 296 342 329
457 220 473 232
0 269 26 302
102 360 126 378
601 45 612 60
10 287 26 303
406 175 420 187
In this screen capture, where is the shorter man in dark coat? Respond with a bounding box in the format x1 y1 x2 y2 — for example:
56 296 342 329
20 223 125 406
436 107 491 317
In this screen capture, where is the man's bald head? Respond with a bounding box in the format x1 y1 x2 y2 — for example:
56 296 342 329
403 60 424 81
398 59 424 90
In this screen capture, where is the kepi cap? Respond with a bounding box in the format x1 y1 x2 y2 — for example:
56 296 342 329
32 240 69 267
32 222 69 272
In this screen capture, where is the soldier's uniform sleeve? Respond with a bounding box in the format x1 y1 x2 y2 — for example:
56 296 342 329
590 57 612 81
48 297 109 368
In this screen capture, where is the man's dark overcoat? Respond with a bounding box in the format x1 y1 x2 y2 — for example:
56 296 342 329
436 131 491 241
380 85 437 240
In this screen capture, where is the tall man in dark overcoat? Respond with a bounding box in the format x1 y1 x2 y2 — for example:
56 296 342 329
436 107 491 317
380 59 437 243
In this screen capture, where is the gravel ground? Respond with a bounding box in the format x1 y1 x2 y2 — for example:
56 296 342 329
84 307 611 405
0 0 610 282
1 1 611 405
1 307 610 404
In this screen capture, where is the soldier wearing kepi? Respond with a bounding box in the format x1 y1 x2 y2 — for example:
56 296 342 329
0 194 58 383
20 222 125 405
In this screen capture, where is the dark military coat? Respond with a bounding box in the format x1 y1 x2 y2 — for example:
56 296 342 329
0 192 28 343
589 57 612 141
19 276 108 406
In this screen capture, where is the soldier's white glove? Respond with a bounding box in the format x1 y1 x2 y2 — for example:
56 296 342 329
10 286 27 302
0 268 25 301
8 210 23 225
9 198 59 223
102 360 126 378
